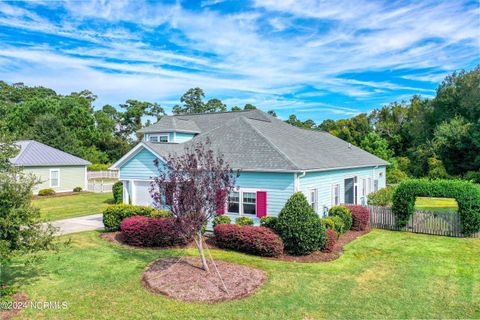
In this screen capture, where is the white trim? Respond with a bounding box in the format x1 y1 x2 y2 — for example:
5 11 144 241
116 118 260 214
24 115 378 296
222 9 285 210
84 166 88 190
308 188 318 213
130 179 136 204
110 142 166 170
148 133 169 143
49 168 60 188
173 131 177 142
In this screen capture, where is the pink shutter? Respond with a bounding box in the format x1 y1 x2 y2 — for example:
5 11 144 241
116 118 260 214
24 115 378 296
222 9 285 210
216 190 226 215
256 191 267 217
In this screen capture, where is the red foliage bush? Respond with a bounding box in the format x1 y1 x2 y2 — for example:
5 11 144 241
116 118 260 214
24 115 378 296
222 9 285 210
344 205 370 231
120 216 193 247
214 224 284 257
322 229 336 253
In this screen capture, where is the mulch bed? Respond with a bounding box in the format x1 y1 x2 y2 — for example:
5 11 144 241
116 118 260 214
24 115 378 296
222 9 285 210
142 256 267 303
276 229 370 263
100 231 198 250
0 293 28 320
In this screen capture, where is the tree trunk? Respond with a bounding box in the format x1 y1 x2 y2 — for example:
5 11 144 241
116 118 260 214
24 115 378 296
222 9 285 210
195 231 209 272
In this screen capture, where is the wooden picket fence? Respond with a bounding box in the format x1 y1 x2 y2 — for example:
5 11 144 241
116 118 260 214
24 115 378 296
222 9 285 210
368 205 480 238
87 170 119 180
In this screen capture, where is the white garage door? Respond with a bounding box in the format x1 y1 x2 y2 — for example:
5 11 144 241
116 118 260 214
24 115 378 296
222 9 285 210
134 181 154 206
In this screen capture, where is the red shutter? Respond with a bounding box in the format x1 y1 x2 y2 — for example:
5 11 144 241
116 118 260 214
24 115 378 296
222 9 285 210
216 190 226 215
256 191 267 217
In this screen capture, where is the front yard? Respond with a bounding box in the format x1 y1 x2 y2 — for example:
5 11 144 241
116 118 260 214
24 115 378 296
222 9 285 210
33 192 113 221
5 229 479 319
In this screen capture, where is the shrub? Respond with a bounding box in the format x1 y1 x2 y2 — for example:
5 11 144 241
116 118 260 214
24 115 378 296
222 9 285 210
235 216 254 226
260 216 278 231
322 229 336 253
112 181 123 204
465 171 480 183
102 204 172 232
344 205 370 231
150 209 174 218
367 186 396 206
214 224 283 257
330 216 345 234
120 216 193 247
73 186 82 192
321 217 336 231
392 179 480 235
276 192 326 255
212 215 231 228
38 188 55 196
329 206 353 231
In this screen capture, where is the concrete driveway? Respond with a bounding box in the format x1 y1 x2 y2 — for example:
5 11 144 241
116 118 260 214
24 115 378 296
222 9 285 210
48 214 104 235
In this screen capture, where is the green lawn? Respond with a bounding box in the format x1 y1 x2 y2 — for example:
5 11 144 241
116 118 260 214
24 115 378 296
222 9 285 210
5 229 479 319
415 197 458 213
33 192 114 221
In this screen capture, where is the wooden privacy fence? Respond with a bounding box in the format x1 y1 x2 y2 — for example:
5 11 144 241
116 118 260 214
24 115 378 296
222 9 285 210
368 205 480 238
87 170 119 180
87 181 114 193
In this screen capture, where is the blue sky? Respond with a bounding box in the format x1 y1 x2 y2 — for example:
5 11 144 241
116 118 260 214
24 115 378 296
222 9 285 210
0 0 478 122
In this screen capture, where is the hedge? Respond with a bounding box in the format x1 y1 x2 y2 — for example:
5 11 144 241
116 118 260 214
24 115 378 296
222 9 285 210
328 206 353 231
392 179 480 235
103 204 172 231
235 216 254 226
260 216 278 231
214 224 284 257
367 186 395 206
112 181 123 204
343 205 370 231
38 188 55 196
212 215 231 228
322 229 336 253
277 192 326 255
120 216 192 247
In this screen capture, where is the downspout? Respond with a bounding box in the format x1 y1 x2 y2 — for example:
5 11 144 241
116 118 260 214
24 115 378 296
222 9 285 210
294 171 306 192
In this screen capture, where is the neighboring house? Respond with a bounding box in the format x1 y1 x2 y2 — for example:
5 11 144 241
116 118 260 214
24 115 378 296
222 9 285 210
10 140 91 194
111 109 387 221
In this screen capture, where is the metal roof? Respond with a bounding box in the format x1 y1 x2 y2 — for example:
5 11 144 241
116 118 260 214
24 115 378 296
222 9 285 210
10 140 91 166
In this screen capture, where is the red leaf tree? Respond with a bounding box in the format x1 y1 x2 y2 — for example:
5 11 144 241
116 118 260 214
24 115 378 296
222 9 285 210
150 138 238 271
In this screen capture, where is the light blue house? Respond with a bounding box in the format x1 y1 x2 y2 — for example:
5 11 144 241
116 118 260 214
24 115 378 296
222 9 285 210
111 109 387 221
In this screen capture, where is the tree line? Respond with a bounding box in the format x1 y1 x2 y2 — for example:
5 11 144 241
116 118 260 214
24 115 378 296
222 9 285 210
0 66 478 183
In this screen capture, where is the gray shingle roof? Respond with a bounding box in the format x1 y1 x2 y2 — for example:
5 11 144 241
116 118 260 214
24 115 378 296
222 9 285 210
138 116 201 133
10 140 91 166
139 110 388 172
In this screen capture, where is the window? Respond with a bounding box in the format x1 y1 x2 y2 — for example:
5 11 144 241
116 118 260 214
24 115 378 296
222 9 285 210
242 192 256 215
333 184 340 205
227 190 258 215
228 192 240 214
149 134 169 143
344 177 355 204
308 189 318 212
50 169 59 188
374 179 379 192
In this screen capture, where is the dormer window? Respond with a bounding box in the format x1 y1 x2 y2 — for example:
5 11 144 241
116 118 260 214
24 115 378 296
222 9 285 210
149 134 169 143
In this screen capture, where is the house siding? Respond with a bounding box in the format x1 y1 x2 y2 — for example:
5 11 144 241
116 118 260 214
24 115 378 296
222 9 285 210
175 132 196 143
23 165 87 194
119 148 160 180
298 165 386 216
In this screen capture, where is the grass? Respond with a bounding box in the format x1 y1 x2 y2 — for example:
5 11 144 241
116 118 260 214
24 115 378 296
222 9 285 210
415 197 458 213
4 229 479 319
33 192 114 221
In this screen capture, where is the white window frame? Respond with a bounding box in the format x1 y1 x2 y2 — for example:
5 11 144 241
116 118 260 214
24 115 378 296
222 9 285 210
332 184 340 206
149 134 169 143
227 188 260 216
343 175 358 205
308 188 318 213
49 169 60 188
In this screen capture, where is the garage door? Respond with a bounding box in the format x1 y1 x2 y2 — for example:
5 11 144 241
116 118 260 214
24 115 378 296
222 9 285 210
134 181 154 206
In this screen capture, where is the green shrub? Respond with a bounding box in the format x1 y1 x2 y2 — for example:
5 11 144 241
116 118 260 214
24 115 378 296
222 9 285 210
73 186 82 192
260 216 278 231
392 179 480 235
112 181 123 204
330 216 345 234
88 163 112 171
102 204 171 232
149 209 174 218
465 171 480 183
38 188 55 196
328 206 353 231
321 217 336 231
213 215 231 228
276 192 326 255
235 216 254 226
368 186 396 206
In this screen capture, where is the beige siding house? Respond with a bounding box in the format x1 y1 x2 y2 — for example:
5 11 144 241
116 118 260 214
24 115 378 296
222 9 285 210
11 140 90 194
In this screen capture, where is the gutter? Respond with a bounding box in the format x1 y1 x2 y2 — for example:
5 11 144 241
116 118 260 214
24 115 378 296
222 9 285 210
294 171 306 192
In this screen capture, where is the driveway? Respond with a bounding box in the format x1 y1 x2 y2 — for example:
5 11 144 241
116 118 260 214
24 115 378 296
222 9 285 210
48 214 104 235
